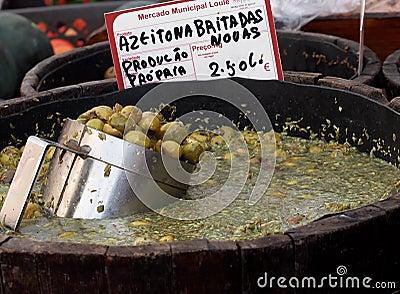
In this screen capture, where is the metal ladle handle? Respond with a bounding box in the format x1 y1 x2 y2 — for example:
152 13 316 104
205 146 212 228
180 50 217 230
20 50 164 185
0 136 89 231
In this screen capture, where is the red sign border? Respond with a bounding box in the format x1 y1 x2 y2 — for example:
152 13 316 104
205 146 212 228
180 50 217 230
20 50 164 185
104 0 284 89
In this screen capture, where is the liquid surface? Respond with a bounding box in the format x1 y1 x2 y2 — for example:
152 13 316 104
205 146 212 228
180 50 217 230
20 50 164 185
1 133 399 246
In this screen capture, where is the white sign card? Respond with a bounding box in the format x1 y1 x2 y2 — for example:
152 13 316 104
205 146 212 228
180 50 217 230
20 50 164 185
105 0 283 89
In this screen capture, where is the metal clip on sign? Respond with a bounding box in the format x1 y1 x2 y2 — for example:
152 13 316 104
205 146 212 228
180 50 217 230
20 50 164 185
0 119 192 231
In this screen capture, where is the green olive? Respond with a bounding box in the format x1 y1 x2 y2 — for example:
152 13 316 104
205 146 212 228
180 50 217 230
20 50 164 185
121 105 142 123
154 139 162 153
133 124 145 133
108 112 127 133
77 110 95 121
161 140 182 159
148 136 159 150
113 103 123 113
23 202 42 219
123 116 137 133
159 121 188 143
249 156 262 165
78 105 113 121
185 131 210 144
142 111 155 117
181 141 205 164
0 146 21 167
138 113 161 134
45 146 56 162
124 130 152 148
104 66 116 79
86 118 105 131
158 122 171 138
142 111 164 123
210 135 226 146
103 123 123 138
184 132 210 151
156 112 165 122
76 117 88 125
93 106 113 121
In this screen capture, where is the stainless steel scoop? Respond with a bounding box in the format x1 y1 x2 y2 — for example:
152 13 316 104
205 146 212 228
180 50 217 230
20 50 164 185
0 119 192 231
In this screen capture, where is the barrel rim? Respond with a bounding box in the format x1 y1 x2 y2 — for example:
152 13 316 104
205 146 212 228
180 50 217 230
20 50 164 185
20 30 382 97
382 48 400 100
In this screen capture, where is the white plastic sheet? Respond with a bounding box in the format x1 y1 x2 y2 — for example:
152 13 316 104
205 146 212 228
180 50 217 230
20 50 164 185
271 0 394 30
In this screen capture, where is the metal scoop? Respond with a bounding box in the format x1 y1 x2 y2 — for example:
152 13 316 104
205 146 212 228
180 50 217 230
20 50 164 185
0 119 193 231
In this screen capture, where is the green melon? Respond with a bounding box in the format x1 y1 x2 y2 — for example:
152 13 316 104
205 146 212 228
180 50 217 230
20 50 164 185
0 12 54 97
0 42 18 99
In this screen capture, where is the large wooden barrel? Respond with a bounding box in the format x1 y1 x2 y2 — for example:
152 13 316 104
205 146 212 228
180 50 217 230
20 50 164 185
0 79 399 292
277 30 381 85
301 11 400 63
382 49 400 101
20 30 382 97
20 41 118 99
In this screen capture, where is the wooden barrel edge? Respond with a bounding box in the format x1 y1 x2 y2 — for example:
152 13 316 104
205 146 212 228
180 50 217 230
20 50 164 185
106 242 172 292
0 237 108 292
20 41 112 97
280 30 382 85
286 202 399 284
238 234 294 293
1 193 399 292
20 30 383 98
0 80 117 118
284 71 389 105
17 71 389 114
382 49 400 100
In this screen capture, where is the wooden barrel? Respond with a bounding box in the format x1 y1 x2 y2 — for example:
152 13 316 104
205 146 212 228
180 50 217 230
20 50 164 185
20 30 382 97
382 49 400 101
277 30 381 86
20 41 118 98
0 79 399 292
301 11 400 63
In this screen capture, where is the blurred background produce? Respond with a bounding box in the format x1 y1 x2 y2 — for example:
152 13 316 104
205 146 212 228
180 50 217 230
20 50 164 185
0 1 159 100
1 0 117 9
0 12 53 99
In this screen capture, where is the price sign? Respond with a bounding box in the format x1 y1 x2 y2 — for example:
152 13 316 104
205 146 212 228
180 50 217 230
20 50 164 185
105 0 283 89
